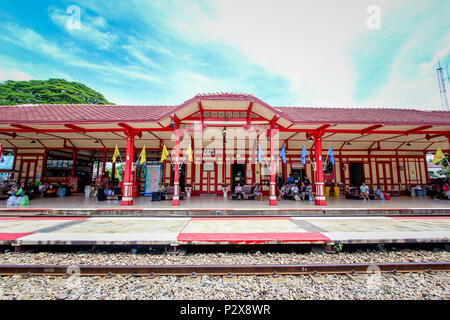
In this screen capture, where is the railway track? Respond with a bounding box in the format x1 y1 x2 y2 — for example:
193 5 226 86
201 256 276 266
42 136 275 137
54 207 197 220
0 262 448 277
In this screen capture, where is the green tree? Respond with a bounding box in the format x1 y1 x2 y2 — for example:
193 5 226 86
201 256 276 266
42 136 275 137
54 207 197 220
0 78 113 105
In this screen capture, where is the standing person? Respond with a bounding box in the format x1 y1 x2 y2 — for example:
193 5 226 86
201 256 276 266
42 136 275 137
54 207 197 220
304 176 311 186
287 174 294 186
97 175 106 201
360 182 370 201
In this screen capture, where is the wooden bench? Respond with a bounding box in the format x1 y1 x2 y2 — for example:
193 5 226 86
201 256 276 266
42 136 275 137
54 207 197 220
231 185 255 200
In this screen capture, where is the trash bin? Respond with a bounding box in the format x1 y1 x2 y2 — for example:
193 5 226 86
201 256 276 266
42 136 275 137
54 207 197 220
84 185 92 198
334 186 340 198
324 186 330 197
384 193 391 200
58 187 66 197
416 189 423 197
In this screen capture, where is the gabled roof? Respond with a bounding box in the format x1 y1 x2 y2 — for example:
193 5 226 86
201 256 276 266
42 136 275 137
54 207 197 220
0 93 449 126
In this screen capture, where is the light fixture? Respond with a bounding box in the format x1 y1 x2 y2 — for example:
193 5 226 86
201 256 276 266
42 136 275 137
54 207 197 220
406 142 411 146
30 140 36 144
346 142 351 146
95 140 100 144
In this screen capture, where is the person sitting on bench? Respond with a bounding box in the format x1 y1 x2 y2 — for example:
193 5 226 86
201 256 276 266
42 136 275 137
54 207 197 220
360 183 370 201
235 183 244 200
253 184 263 201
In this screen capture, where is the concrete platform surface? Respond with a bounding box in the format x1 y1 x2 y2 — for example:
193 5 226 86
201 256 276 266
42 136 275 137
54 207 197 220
1 195 449 216
0 216 448 246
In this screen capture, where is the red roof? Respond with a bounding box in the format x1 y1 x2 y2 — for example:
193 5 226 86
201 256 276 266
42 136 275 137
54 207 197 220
275 107 450 125
0 93 449 125
0 104 179 123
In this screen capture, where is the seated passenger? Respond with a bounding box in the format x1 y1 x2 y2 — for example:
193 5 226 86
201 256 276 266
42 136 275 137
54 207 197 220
305 184 314 201
360 183 370 201
253 184 263 201
290 183 300 200
299 182 307 201
374 188 385 200
281 183 291 199
235 183 244 200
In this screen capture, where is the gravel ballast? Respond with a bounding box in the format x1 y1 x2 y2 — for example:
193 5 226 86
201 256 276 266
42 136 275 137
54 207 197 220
0 248 448 300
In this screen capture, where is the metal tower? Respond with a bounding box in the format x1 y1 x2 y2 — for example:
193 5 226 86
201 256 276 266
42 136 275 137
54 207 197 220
436 59 449 111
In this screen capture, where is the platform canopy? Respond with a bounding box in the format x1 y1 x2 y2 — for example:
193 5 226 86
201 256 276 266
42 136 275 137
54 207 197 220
0 93 449 155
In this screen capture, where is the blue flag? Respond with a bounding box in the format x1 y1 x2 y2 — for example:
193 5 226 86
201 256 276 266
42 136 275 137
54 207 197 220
280 144 286 164
301 145 308 165
258 144 263 164
328 145 335 165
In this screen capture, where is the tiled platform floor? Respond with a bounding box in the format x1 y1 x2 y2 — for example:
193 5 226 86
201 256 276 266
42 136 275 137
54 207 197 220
1 195 449 210
0 216 448 246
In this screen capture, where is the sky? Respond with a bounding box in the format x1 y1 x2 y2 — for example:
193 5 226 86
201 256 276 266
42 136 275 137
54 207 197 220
0 0 449 109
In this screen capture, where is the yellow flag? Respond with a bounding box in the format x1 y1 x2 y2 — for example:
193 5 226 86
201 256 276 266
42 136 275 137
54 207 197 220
432 148 445 164
160 144 169 163
139 146 146 165
112 145 120 163
187 143 193 162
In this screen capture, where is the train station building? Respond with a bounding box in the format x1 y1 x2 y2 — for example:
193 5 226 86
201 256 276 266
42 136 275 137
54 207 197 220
1 92 449 207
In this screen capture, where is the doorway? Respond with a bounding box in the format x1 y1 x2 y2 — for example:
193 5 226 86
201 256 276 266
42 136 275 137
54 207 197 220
291 169 305 185
349 162 364 187
232 163 246 191
201 162 216 194
19 159 37 185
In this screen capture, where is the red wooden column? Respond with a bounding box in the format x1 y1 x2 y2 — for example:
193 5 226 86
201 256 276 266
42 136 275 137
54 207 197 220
269 128 277 206
102 150 107 175
172 130 181 206
121 135 135 206
423 152 430 184
313 132 327 206
71 148 77 177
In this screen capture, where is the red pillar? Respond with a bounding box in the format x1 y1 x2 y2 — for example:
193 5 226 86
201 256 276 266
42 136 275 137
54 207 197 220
423 152 430 184
269 129 277 206
121 135 135 206
71 148 77 177
172 131 181 206
313 132 327 206
102 150 107 176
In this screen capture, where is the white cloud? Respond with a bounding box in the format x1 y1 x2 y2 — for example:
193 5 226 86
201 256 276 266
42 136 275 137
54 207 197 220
49 6 118 50
0 69 33 81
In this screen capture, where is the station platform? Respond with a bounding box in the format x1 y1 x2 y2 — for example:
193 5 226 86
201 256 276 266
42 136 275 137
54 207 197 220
1 195 449 217
0 216 448 246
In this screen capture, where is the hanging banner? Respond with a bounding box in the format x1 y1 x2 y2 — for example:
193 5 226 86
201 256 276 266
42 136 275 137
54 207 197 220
144 164 162 196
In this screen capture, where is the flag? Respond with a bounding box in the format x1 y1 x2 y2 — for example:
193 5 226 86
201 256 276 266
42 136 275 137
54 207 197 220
258 144 264 164
160 144 169 163
301 145 308 165
139 146 146 165
432 147 446 164
280 144 286 164
187 143 193 162
0 144 3 163
112 145 120 163
328 145 335 165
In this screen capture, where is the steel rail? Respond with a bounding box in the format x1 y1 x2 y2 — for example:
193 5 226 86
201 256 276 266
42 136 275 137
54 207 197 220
0 262 448 277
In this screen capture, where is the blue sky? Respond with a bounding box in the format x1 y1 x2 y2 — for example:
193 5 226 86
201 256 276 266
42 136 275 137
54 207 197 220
0 0 449 109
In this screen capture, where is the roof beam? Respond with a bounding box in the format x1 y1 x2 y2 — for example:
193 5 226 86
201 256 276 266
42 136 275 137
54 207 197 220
118 123 141 138
64 124 86 133
404 125 433 136
361 124 383 135
10 124 41 133
0 132 17 138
